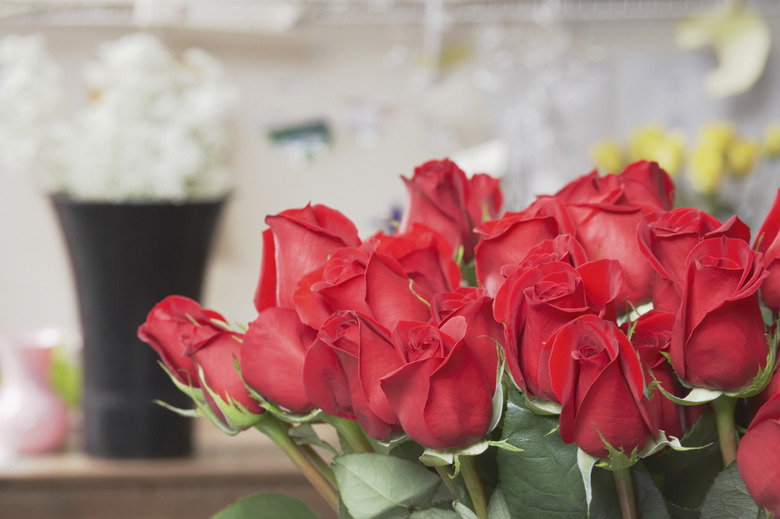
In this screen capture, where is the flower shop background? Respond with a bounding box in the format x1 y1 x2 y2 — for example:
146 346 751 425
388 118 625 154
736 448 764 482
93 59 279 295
3 1 780 338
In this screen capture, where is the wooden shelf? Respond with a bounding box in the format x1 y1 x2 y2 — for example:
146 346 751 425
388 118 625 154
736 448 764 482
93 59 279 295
0 419 337 519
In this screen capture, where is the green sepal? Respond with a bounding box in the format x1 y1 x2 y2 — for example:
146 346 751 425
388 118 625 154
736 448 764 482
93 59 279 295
420 439 523 473
592 426 640 472
157 360 207 406
576 448 599 514
368 432 410 454
420 440 491 477
637 429 711 458
726 330 779 399
237 356 323 424
153 399 199 418
200 363 263 433
522 394 562 416
287 423 338 456
649 370 724 405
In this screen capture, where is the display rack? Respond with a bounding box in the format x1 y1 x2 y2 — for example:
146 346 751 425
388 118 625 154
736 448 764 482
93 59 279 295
1 0 779 29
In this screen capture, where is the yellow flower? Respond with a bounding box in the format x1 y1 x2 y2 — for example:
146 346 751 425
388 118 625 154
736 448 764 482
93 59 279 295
589 139 623 174
628 124 666 163
653 131 686 178
697 121 735 152
763 122 780 157
688 145 725 194
725 138 759 177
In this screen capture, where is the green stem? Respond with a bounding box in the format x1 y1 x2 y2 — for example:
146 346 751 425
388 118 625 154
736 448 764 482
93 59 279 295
434 466 459 499
712 395 739 466
459 456 488 519
612 467 638 519
324 415 375 454
299 442 338 488
255 415 340 511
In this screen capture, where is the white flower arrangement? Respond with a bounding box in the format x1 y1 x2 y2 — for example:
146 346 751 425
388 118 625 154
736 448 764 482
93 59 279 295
0 33 235 202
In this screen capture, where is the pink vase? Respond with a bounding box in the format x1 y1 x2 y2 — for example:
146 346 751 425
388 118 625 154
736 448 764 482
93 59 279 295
0 329 70 458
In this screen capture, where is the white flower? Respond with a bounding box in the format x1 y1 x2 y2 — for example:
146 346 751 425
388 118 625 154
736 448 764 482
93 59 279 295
0 32 235 202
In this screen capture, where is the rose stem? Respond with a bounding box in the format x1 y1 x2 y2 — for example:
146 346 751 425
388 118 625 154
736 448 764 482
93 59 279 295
434 466 459 498
711 394 739 466
612 467 638 519
324 415 375 454
255 414 340 511
459 455 488 519
298 442 338 488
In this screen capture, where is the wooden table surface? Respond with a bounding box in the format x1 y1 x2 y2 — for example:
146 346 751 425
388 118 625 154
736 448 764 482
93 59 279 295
0 418 337 519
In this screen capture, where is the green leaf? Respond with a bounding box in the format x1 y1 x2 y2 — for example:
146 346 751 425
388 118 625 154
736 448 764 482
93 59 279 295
498 390 590 517
632 463 672 519
700 463 767 518
487 487 511 519
288 423 338 456
453 501 480 519
643 411 723 512
333 453 445 519
409 509 461 519
212 493 319 519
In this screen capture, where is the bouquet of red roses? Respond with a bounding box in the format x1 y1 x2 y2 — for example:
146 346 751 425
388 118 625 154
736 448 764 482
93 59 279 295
139 159 780 519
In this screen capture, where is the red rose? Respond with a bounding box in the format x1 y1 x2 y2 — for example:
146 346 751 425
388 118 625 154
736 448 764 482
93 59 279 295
380 302 500 449
754 189 780 313
747 356 780 420
189 328 264 427
303 312 402 440
552 161 674 308
254 204 360 312
241 307 317 414
294 247 431 331
431 286 488 326
737 393 780 516
622 310 685 439
138 295 228 388
493 259 623 401
474 197 577 296
671 236 769 391
398 159 502 262
369 224 462 303
496 234 589 282
549 315 656 458
637 208 750 312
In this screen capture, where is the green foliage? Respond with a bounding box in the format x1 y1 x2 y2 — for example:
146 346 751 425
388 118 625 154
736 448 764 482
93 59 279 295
498 391 592 517
212 492 319 519
643 411 723 515
699 463 767 518
333 453 450 519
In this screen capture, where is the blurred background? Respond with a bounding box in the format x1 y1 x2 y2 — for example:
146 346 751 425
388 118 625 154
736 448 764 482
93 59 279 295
2 0 780 333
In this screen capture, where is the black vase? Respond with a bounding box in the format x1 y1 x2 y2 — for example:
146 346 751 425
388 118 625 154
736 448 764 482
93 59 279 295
51 196 226 458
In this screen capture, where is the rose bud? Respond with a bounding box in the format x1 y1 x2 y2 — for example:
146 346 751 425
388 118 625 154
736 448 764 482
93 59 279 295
671 236 769 392
622 310 686 439
294 248 431 332
254 203 360 312
552 161 674 309
637 208 750 313
493 259 623 402
241 307 318 414
381 306 500 449
754 188 780 314
189 330 264 432
737 393 780 517
398 158 502 262
474 197 577 297
303 311 403 440
549 315 657 458
138 295 230 389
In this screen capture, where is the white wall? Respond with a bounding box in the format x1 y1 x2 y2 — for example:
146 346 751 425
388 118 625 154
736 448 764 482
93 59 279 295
1 16 778 334
0 24 495 332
